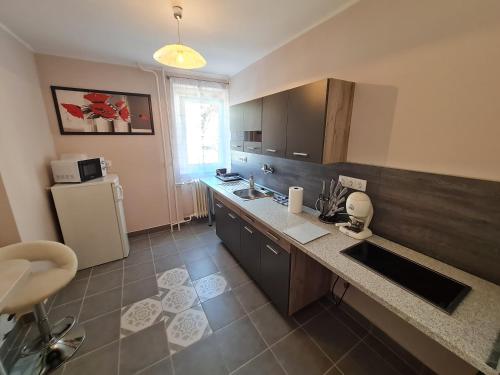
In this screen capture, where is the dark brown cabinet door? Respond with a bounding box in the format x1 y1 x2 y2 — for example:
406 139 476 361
225 208 241 259
242 99 262 131
215 199 228 242
260 238 290 315
240 223 262 283
285 80 328 163
262 91 288 157
230 104 244 140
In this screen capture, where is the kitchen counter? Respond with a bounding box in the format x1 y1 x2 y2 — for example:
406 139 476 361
202 176 500 375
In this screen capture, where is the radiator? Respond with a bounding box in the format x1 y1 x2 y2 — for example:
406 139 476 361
191 179 208 218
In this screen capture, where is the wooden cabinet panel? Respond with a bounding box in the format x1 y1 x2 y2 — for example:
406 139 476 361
240 222 262 283
260 237 290 315
230 140 243 151
285 80 328 163
230 104 244 134
243 141 262 154
262 91 288 157
242 99 262 131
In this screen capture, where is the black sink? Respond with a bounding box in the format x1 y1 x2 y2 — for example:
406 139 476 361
342 242 471 314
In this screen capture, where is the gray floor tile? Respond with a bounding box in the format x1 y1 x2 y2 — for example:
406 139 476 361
193 273 231 302
272 328 332 375
122 276 159 306
189 222 213 235
124 248 153 267
172 335 228 375
154 254 184 273
180 247 210 264
303 310 359 361
74 310 120 359
210 247 238 270
119 321 169 375
337 341 401 375
53 279 88 307
128 232 149 242
292 301 325 325
124 261 155 284
329 306 368 338
74 268 91 281
339 303 372 332
234 282 268 313
186 257 219 280
364 334 419 374
172 228 196 241
64 340 118 375
203 242 226 257
152 243 177 259
48 299 82 324
249 303 297 345
92 259 123 276
150 233 174 248
221 264 250 288
129 237 151 252
175 237 203 252
86 268 123 296
202 291 245 331
79 287 122 322
198 231 221 245
138 357 173 375
215 317 267 371
233 350 286 375
325 366 343 375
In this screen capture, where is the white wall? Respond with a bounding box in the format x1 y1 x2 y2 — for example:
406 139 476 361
0 26 58 242
230 0 500 182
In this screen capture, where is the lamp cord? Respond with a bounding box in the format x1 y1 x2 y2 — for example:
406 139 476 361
176 17 181 44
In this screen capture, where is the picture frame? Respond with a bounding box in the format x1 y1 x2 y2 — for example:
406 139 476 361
51 86 155 135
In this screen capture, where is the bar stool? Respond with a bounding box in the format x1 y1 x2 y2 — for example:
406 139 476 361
0 241 85 374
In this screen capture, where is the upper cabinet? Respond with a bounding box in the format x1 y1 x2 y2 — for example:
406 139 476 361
230 78 354 164
262 91 288 158
286 80 328 163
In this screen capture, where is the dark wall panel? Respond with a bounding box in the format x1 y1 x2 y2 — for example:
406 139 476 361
231 151 500 285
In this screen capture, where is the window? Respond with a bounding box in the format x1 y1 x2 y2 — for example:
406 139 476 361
169 77 230 182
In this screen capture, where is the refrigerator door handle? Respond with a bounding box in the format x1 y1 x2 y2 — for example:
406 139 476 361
115 184 124 200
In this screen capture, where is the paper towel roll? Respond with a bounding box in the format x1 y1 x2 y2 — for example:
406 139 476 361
288 186 304 214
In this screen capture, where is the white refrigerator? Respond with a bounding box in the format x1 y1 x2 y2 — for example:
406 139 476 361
51 174 130 270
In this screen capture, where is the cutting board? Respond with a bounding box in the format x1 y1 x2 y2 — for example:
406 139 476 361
283 221 330 244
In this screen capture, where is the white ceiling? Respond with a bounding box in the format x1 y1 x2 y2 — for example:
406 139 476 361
0 0 356 77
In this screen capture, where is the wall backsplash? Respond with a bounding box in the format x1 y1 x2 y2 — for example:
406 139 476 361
231 151 500 286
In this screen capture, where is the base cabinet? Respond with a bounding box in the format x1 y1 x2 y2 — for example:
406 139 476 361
240 223 262 283
214 199 241 259
260 238 290 315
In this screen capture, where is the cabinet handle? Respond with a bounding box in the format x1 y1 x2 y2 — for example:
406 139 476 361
265 149 277 153
243 226 254 234
266 231 279 242
215 203 224 208
247 146 259 150
232 145 242 148
228 213 237 220
265 244 279 255
292 152 309 157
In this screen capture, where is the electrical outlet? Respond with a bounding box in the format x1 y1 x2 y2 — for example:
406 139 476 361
339 175 367 192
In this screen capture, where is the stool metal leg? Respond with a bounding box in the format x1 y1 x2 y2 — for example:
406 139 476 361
11 303 85 374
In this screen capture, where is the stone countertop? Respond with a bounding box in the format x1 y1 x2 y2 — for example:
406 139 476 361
202 176 500 375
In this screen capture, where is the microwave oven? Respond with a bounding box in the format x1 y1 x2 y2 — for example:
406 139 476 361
51 157 107 183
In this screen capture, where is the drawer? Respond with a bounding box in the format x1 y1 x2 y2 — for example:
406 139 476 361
243 141 262 154
230 140 244 151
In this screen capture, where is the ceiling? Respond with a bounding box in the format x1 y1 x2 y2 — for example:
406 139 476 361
0 0 357 77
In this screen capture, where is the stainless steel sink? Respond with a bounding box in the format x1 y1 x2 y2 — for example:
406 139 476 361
233 188 270 200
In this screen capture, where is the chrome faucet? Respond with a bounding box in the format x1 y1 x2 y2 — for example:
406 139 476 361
249 175 255 189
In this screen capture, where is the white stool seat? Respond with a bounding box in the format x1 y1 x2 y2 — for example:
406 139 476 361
0 241 77 315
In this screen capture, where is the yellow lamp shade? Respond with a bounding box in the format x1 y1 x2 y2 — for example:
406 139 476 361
153 44 206 69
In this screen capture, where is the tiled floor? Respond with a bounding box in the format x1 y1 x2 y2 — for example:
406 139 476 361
17 219 433 375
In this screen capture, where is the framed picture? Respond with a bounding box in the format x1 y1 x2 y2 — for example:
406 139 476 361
51 86 154 135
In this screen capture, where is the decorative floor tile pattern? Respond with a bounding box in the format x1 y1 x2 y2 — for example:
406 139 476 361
33 219 430 375
121 295 165 337
193 272 230 302
165 304 212 354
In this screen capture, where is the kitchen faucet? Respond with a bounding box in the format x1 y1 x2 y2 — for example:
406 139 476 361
249 175 255 189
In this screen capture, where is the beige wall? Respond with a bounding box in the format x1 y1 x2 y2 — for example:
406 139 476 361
0 174 20 246
35 55 173 232
230 0 500 182
0 28 58 242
